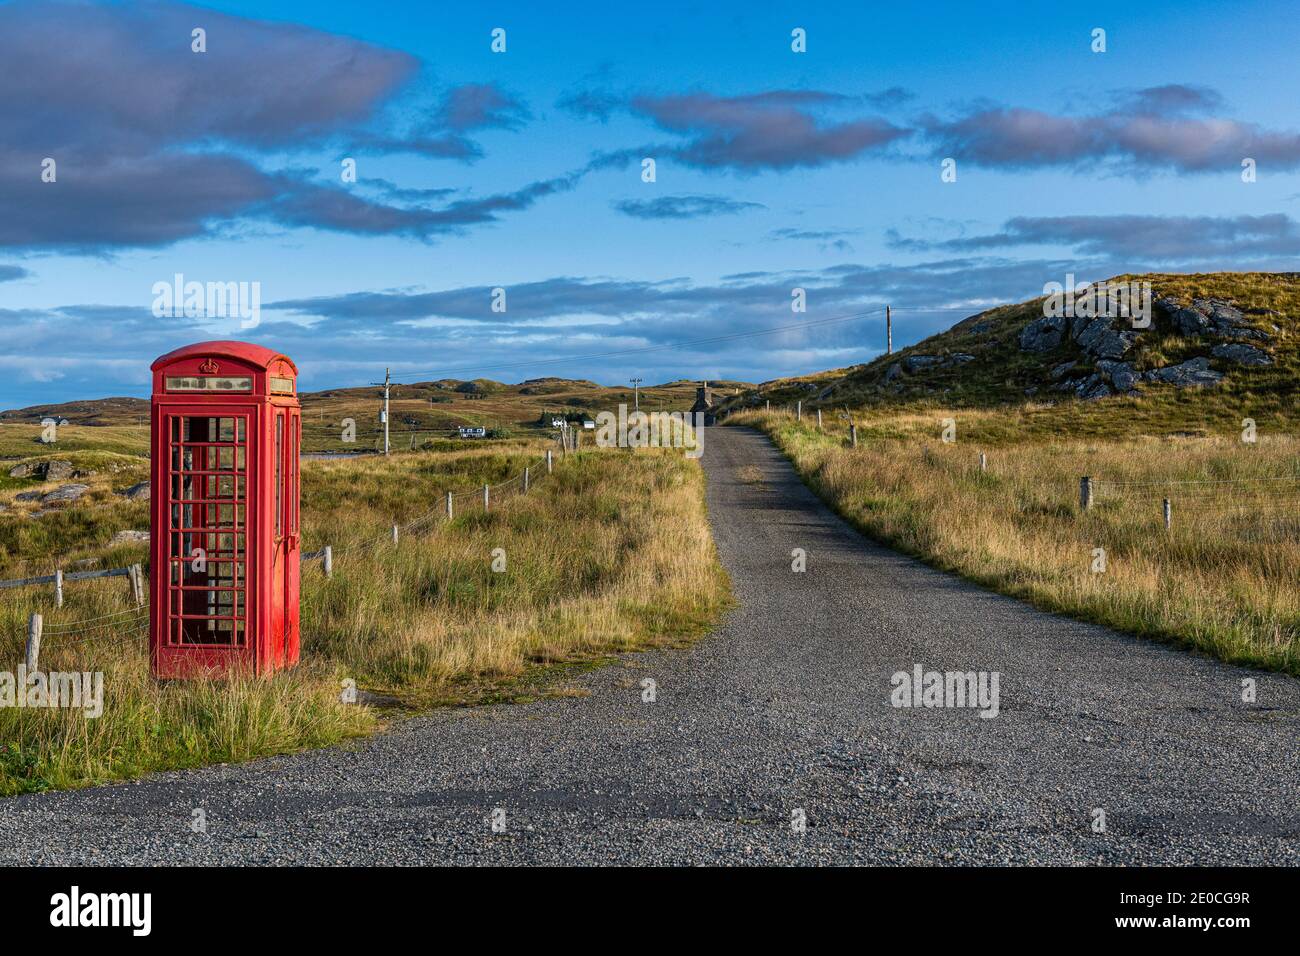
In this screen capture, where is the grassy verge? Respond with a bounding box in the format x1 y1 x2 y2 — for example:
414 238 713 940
0 443 730 795
0 424 149 459
732 409 1299 677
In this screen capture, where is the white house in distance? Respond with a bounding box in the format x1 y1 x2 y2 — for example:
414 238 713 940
457 426 487 439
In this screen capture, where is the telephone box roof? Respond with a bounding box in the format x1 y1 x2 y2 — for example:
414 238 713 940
151 340 298 374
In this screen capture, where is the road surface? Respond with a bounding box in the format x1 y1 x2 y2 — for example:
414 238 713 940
2 426 1297 864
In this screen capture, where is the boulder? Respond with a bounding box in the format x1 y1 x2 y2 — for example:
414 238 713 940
42 460 75 480
120 480 151 500
1211 343 1272 366
1190 298 1271 340
1049 361 1077 380
1092 330 1135 360
41 483 89 504
14 489 43 502
884 363 903 382
1068 312 1094 341
1168 305 1211 337
1097 360 1140 392
1073 316 1108 348
903 354 942 373
1075 374 1112 401
948 353 976 364
1144 357 1224 388
8 462 32 478
1194 298 1245 325
1019 315 1065 351
109 529 150 546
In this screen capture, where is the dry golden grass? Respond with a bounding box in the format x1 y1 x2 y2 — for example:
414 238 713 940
0 443 730 794
300 446 730 703
736 409 1299 676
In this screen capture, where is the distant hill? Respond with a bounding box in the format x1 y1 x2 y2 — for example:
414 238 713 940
0 376 754 451
0 396 149 426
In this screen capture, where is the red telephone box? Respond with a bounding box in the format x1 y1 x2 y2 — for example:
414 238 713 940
149 341 301 678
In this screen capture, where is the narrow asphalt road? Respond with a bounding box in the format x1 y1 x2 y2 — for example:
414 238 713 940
2 426 1297 865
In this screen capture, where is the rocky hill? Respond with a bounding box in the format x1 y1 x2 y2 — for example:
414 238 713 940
720 272 1299 425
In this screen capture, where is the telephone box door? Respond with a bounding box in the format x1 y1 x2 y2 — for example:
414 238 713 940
267 407 301 670
163 411 250 662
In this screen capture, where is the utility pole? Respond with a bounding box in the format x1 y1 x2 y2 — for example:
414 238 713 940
629 377 642 411
886 305 892 355
370 367 401 456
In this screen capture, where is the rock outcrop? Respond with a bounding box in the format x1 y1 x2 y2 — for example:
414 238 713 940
40 483 89 505
1144 357 1224 388
1211 343 1272 366
7 459 75 480
1097 360 1140 393
1013 293 1275 398
119 480 151 500
1019 316 1065 352
109 529 150 546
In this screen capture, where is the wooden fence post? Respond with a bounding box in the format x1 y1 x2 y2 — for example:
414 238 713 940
54 568 63 608
323 545 333 578
849 424 858 448
391 524 399 545
26 613 41 671
129 563 144 606
546 449 553 474
524 466 530 492
1163 498 1172 531
765 400 770 413
796 401 802 422
1080 477 1093 511
483 484 490 511
816 408 822 430
979 452 987 473
446 491 454 519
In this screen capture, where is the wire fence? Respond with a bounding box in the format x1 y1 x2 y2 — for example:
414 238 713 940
743 402 1300 527
7 444 574 661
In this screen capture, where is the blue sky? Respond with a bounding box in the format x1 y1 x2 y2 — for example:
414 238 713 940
1 0 1298 409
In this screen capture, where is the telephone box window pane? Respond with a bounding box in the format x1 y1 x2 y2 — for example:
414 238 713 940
169 413 249 647
166 376 253 392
